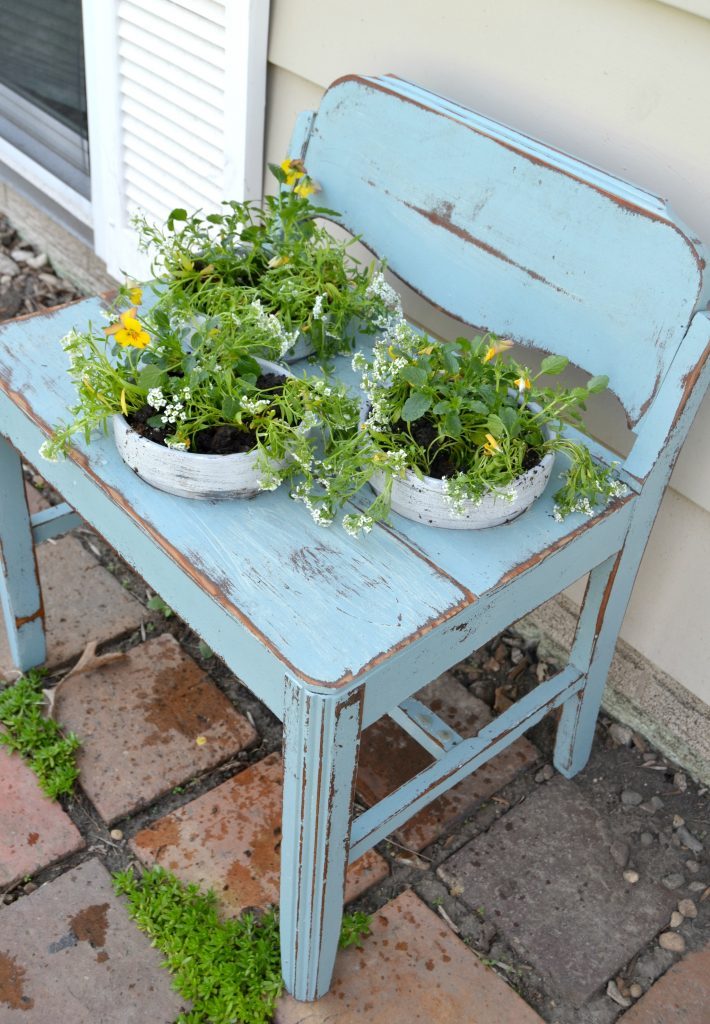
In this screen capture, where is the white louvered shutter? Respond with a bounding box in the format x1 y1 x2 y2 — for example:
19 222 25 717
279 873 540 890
82 0 269 280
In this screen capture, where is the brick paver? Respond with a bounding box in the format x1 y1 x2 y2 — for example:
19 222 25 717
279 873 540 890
621 942 710 1023
0 745 84 888
0 858 186 1021
131 751 388 915
356 675 538 849
0 524 144 673
438 777 678 1004
54 633 258 823
275 889 546 1023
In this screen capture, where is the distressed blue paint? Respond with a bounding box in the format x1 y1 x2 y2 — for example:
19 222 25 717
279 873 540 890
350 665 585 862
301 75 709 424
280 678 364 999
0 77 707 1003
0 436 45 670
30 503 82 544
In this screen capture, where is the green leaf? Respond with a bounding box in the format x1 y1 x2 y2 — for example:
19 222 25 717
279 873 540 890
468 400 490 416
486 413 506 437
205 213 224 224
138 364 164 390
402 391 432 422
221 396 241 421
268 162 287 184
168 208 188 222
540 354 569 375
433 399 451 415
444 411 462 436
400 365 428 387
498 405 519 433
587 374 609 393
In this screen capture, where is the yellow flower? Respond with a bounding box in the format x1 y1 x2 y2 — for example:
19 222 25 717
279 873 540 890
267 254 291 268
195 735 207 746
514 375 531 392
105 308 150 349
120 389 128 415
483 339 514 363
483 432 502 456
128 286 142 306
294 179 318 198
281 158 306 185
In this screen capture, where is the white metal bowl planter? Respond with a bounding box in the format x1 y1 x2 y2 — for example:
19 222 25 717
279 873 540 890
112 359 292 501
369 413 555 530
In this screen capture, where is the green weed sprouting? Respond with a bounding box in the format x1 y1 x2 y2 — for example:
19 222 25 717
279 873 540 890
113 865 372 1024
0 670 80 798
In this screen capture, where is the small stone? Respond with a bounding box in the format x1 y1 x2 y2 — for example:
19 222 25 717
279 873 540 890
677 898 697 918
641 796 664 813
623 869 639 884
672 815 685 829
640 832 655 847
621 789 643 807
688 881 707 892
661 873 685 890
483 657 500 673
609 723 633 746
609 841 630 868
0 252 19 276
606 979 631 1008
669 911 684 928
629 983 643 999
38 271 62 289
25 252 48 270
673 771 687 792
535 764 554 783
686 859 700 874
510 647 523 664
110 828 124 841
10 248 33 262
676 825 703 853
23 881 37 894
658 931 685 953
642 752 656 762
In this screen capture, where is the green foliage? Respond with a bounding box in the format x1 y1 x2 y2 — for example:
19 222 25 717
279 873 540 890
131 161 396 363
0 671 80 798
147 594 174 618
338 909 372 949
112 865 372 1024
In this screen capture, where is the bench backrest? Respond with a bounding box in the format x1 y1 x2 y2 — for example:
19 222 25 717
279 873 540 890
291 75 709 429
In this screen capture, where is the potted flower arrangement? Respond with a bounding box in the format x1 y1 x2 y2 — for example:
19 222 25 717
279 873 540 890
133 160 402 364
40 286 360 501
288 321 628 535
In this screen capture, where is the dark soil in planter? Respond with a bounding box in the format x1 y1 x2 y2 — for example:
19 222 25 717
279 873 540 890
390 415 544 479
126 372 287 455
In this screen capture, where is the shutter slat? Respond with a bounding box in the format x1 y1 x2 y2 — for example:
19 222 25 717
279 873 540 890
121 97 223 166
118 21 224 88
118 38 224 106
124 165 208 217
124 147 223 211
123 116 222 177
121 80 223 146
118 1 225 53
168 0 226 27
120 57 224 125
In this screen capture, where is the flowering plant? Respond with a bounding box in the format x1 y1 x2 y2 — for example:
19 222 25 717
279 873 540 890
133 160 400 362
288 321 627 535
40 287 360 499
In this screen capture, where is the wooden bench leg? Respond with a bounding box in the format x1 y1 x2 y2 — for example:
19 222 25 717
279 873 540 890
280 678 364 1001
0 436 46 672
554 552 622 778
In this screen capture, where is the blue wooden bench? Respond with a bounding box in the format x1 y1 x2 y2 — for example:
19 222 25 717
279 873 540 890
1 75 708 1001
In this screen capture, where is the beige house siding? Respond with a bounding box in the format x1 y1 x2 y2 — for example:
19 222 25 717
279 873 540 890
264 0 710 706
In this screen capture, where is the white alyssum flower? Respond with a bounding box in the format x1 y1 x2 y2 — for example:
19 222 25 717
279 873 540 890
342 513 374 537
312 293 326 320
240 395 270 415
165 438 188 451
147 388 166 410
39 439 61 463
